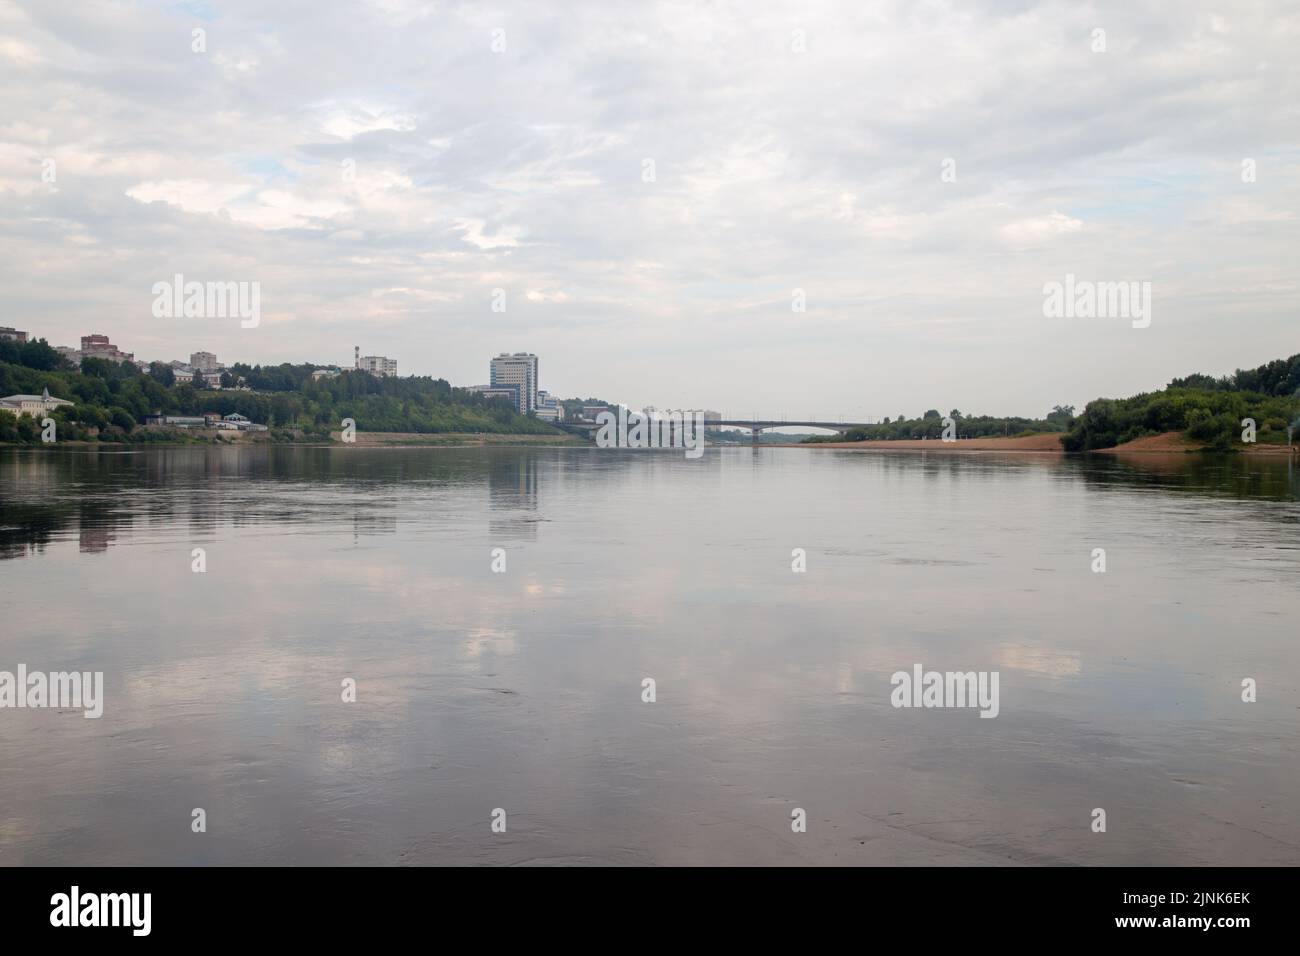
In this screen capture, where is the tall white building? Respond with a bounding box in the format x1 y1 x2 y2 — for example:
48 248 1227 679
490 352 538 414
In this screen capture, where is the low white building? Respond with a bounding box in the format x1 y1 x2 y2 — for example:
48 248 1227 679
0 387 74 417
536 390 565 422
170 363 224 388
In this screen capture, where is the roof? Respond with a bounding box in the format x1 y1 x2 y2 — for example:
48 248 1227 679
0 393 73 404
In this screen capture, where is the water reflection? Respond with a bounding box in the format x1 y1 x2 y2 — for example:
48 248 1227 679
5 446 1294 565
487 450 540 541
1065 450 1300 501
1 445 1298 866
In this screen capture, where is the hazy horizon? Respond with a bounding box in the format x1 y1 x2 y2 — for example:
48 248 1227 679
2 1 1297 419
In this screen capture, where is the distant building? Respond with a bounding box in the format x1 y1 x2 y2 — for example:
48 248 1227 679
0 327 27 343
79 334 133 364
171 363 224 388
190 351 221 372
224 412 266 432
0 387 74 417
646 407 721 426
156 415 207 428
468 384 521 409
490 352 538 414
147 411 266 431
352 345 396 377
311 368 341 380
213 412 265 432
536 389 564 422
358 355 397 376
677 408 721 425
580 405 610 421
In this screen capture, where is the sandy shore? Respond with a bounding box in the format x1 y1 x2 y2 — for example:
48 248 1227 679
1102 431 1296 455
801 433 1064 452
798 430 1296 455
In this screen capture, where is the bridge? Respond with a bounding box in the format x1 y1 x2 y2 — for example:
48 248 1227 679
564 418 869 443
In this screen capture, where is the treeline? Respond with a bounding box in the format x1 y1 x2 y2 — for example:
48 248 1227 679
0 341 560 444
803 407 1073 443
1062 353 1300 451
559 396 614 418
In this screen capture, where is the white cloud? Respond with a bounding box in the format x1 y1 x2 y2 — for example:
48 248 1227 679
525 289 568 303
999 212 1085 247
1 0 1297 414
452 218 524 250
125 179 249 215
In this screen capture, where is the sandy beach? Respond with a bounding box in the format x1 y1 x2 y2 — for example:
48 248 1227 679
798 430 1297 455
800 433 1065 452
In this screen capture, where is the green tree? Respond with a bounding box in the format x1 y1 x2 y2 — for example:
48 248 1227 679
109 407 136 431
149 362 176 387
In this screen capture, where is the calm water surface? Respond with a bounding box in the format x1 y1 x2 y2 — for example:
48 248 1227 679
1 445 1298 865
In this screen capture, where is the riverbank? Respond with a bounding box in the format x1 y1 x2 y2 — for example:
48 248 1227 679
324 430 585 446
1 431 585 448
1101 431 1294 455
798 433 1065 452
796 430 1296 455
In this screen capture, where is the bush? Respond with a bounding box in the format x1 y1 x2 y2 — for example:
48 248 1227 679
108 407 137 431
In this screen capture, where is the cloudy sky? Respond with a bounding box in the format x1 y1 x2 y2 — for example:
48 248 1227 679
1 0 1297 419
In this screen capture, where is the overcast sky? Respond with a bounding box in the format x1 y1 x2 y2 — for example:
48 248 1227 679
2 0 1297 420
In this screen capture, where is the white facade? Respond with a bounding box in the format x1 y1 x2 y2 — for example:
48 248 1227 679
0 387 73 417
358 355 397 377
536 389 564 421
173 365 224 388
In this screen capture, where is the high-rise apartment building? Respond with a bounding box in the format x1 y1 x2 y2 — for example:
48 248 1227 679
354 346 397 377
489 352 538 414
190 351 221 372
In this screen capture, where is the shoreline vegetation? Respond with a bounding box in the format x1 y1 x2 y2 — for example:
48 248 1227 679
2 339 1297 454
793 431 1296 454
800 351 1300 456
0 338 565 447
